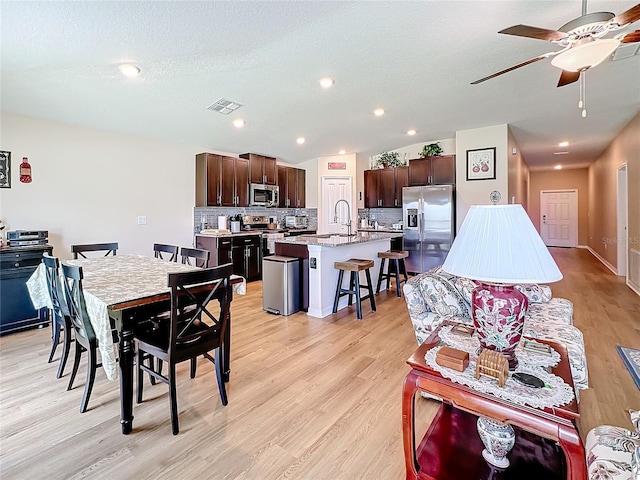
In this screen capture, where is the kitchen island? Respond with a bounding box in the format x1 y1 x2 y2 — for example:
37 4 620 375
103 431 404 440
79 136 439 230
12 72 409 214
275 232 402 318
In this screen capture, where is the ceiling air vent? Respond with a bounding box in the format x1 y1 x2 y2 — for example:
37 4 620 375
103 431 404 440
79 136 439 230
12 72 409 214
611 43 640 62
206 98 243 115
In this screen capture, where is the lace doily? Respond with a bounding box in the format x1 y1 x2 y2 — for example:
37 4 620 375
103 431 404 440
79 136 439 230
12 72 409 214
439 324 561 368
425 346 575 409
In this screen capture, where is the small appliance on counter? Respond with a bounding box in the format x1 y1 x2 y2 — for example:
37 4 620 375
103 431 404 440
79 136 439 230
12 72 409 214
217 215 228 230
285 215 308 229
229 214 242 233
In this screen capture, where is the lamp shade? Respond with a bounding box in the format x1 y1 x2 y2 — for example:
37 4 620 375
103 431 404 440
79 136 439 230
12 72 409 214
442 204 562 284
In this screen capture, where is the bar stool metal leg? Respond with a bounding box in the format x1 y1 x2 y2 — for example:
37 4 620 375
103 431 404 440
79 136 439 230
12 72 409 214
353 272 362 319
365 268 376 311
333 269 345 314
376 258 386 294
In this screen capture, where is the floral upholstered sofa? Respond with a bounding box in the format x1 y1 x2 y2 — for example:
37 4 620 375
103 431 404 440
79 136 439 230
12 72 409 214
403 266 589 394
586 410 640 480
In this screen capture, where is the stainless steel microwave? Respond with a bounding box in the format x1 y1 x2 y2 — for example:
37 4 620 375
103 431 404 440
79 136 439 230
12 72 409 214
250 183 279 207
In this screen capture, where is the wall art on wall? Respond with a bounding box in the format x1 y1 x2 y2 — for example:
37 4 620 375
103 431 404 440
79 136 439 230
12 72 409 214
466 147 496 181
0 151 10 188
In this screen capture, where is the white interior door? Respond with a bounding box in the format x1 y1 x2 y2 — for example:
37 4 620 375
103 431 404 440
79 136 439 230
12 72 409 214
321 176 352 234
540 190 577 247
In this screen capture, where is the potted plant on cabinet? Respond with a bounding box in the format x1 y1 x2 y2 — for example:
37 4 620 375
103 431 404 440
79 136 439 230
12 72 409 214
377 151 402 168
419 142 443 158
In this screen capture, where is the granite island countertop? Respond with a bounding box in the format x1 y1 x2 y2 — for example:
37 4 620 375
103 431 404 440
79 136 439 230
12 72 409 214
275 231 401 247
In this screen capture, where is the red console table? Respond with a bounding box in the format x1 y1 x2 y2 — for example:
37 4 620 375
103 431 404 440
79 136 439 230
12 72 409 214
402 324 585 480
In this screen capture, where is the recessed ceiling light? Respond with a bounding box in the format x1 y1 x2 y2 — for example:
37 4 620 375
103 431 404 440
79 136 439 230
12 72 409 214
118 63 141 78
558 141 569 147
339 150 346 155
319 77 335 89
407 129 416 136
553 151 569 155
296 137 305 145
373 108 385 117
232 119 245 128
554 165 563 170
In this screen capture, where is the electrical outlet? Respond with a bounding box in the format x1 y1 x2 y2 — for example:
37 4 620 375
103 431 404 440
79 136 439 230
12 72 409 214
137 215 147 225
310 257 317 269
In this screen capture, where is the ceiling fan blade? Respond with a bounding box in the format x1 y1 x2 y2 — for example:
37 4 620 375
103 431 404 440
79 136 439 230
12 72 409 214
471 54 551 85
612 4 640 26
621 29 640 43
498 25 568 42
557 70 581 87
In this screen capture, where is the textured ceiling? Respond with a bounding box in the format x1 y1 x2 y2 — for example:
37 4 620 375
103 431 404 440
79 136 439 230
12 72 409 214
1 1 639 170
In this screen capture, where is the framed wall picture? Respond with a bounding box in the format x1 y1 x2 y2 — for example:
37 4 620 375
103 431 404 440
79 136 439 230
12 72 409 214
466 147 496 181
0 151 10 188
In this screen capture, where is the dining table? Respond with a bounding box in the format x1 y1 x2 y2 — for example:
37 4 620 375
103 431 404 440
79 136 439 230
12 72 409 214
27 254 245 434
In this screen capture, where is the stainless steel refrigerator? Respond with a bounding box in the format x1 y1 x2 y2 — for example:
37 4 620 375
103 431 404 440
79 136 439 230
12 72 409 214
402 185 455 274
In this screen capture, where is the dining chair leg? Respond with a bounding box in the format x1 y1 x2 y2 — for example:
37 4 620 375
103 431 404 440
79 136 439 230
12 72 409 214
169 363 179 435
136 349 144 404
80 346 97 413
67 341 82 391
215 347 228 406
190 357 197 379
155 359 163 383
48 318 61 363
56 323 72 379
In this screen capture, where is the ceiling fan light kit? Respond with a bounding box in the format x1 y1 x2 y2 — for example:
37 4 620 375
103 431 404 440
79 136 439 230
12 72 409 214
550 38 621 71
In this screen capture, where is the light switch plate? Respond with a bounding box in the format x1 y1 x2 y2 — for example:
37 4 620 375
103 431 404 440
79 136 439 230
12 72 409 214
310 257 317 269
137 216 147 225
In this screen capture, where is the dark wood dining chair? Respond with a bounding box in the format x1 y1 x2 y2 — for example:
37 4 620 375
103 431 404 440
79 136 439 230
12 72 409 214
135 264 232 434
179 247 210 268
43 253 72 379
60 263 101 413
72 242 118 259
153 243 178 262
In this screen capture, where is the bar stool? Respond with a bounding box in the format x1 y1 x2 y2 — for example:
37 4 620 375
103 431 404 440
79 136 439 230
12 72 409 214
332 259 376 320
376 250 409 297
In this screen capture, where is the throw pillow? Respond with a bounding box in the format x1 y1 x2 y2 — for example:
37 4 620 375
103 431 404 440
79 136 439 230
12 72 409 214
417 271 471 319
515 284 552 303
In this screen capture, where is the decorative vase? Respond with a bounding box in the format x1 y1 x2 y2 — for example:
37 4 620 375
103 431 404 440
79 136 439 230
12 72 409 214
477 417 515 469
472 283 528 369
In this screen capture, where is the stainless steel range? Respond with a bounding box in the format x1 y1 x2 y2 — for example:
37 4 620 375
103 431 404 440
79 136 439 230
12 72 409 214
242 215 284 257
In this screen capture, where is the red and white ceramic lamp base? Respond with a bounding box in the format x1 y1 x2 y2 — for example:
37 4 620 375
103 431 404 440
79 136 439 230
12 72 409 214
472 282 528 370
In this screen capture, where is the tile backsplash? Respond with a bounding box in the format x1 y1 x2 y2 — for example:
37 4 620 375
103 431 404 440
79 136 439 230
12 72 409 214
194 206 317 233
357 208 403 228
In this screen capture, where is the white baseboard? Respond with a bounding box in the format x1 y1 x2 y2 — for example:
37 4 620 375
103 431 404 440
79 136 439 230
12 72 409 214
586 247 617 275
626 280 640 296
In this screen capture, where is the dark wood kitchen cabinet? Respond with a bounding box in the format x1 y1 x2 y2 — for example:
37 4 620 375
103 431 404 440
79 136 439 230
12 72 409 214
240 153 277 185
364 166 408 208
1 245 53 335
277 166 306 208
196 153 249 207
408 155 455 186
196 234 261 282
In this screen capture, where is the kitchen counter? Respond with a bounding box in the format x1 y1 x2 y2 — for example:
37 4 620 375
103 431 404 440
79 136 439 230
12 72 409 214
276 231 401 247
274 232 399 318
357 227 403 234
197 228 316 238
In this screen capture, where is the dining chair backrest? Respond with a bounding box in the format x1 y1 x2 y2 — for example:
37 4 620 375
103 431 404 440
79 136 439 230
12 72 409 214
167 264 232 358
180 247 210 268
72 242 118 259
43 253 69 318
60 264 97 344
153 243 178 262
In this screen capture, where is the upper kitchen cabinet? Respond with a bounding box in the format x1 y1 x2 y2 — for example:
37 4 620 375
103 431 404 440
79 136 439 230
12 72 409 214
408 155 455 186
240 153 277 185
277 166 306 208
196 153 249 207
364 166 408 208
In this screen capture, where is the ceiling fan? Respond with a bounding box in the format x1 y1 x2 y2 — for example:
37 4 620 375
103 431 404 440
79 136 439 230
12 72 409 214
472 1 640 88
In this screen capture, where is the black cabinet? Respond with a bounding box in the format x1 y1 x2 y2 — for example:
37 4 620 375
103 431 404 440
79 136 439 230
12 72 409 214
196 234 261 282
0 245 53 334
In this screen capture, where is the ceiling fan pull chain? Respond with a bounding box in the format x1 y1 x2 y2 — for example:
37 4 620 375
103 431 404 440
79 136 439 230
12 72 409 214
580 74 587 118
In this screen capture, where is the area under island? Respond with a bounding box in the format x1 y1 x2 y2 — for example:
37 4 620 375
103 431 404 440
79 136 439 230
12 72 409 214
274 231 403 318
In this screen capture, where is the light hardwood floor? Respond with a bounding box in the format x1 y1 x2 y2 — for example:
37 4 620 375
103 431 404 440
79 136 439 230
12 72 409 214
1 248 638 479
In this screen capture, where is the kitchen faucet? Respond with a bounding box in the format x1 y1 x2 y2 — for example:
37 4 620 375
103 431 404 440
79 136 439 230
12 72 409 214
333 199 353 236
